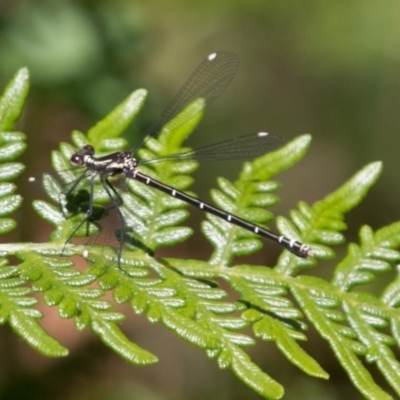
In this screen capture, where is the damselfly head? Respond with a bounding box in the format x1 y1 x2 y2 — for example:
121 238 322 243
70 144 95 167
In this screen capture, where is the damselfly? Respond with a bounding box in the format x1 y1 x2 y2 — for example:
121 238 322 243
35 52 312 264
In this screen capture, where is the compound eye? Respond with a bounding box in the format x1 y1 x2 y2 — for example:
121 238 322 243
70 154 83 166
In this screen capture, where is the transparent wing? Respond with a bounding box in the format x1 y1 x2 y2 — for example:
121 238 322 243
139 132 286 165
131 52 239 153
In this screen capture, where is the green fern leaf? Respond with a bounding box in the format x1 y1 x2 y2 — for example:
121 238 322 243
87 88 147 150
120 98 205 251
0 263 67 357
0 69 29 235
0 70 68 357
0 68 29 132
287 217 400 399
205 134 311 266
9 309 68 357
2 69 400 399
91 317 158 365
276 161 382 276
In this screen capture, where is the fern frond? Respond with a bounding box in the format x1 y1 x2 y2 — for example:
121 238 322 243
276 161 382 276
2 69 400 399
0 261 67 357
121 98 205 251
0 69 69 357
18 252 157 364
0 68 28 235
204 134 311 266
87 88 147 150
287 219 400 400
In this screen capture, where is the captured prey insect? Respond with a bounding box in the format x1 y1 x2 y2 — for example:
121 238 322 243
44 52 312 265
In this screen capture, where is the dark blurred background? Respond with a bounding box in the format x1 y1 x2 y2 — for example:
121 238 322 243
1 1 399 399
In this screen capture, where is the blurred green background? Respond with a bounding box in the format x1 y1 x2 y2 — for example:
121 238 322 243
1 1 400 399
